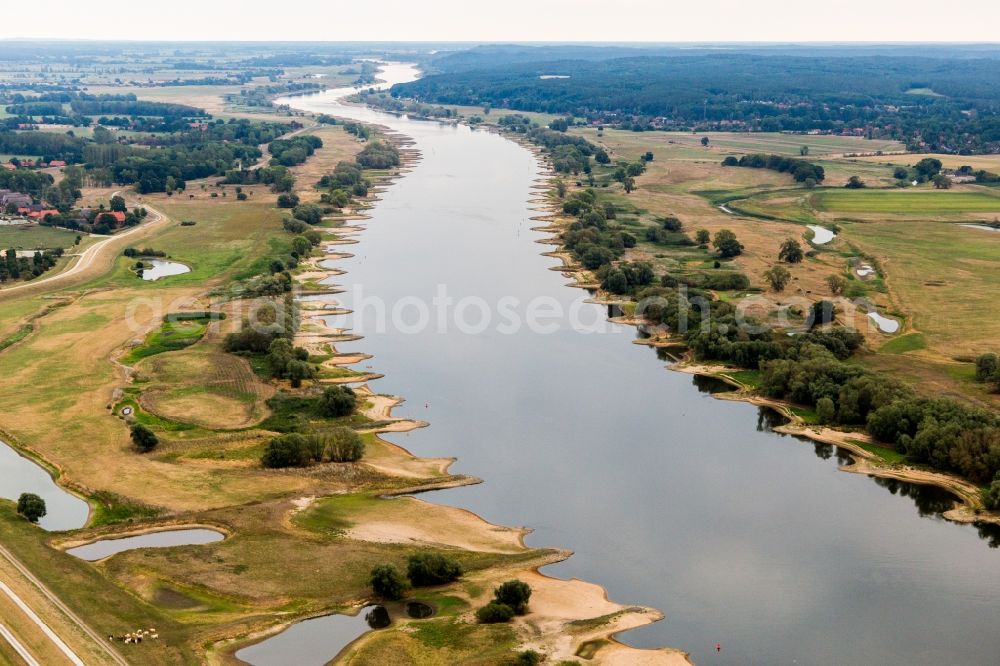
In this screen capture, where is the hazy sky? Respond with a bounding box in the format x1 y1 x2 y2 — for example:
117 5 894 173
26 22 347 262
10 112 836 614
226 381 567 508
4 0 1000 42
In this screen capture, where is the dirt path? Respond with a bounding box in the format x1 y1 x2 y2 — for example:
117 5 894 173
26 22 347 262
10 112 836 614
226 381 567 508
0 194 173 302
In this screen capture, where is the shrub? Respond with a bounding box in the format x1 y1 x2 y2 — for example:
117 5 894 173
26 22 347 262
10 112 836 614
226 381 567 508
494 580 532 614
975 353 1000 384
16 493 46 523
515 651 542 666
369 564 407 600
130 423 158 452
407 553 463 586
476 601 515 624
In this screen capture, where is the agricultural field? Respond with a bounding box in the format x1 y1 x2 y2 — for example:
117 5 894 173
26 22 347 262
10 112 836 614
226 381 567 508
813 187 1000 217
848 152 1000 172
658 131 905 157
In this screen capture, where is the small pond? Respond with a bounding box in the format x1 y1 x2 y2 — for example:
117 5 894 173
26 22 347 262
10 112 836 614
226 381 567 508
141 259 191 281
235 605 387 666
868 311 901 333
405 601 434 619
807 224 836 244
66 528 224 561
0 440 89 532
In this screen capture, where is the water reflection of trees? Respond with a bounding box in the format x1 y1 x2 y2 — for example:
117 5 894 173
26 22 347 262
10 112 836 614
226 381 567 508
692 374 736 394
805 435 1000 549
871 476 957 518
756 407 789 432
975 523 1000 549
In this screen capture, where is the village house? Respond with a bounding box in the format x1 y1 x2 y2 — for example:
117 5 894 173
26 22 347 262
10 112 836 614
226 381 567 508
0 190 34 209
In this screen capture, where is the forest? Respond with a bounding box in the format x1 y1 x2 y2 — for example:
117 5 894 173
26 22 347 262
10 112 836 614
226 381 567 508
396 53 1000 152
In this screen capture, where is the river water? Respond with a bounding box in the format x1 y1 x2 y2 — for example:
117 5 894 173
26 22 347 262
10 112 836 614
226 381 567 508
279 65 1000 665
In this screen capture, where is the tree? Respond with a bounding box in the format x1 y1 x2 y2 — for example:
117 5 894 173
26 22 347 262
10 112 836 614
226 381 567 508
276 193 299 208
286 360 314 388
845 176 866 189
261 433 311 468
369 564 406 600
983 473 1000 511
267 338 294 377
407 553 463 586
317 385 356 417
602 269 628 294
476 601 515 624
816 396 836 423
16 493 46 523
554 178 566 198
808 300 836 329
893 167 910 180
763 265 791 292
92 125 115 144
932 174 952 189
700 136 710 147
914 157 943 179
493 580 532 614
109 195 127 212
712 229 743 258
696 228 710 245
826 275 848 296
778 238 804 263
319 427 365 462
623 176 635 193
130 423 158 453
800 145 810 156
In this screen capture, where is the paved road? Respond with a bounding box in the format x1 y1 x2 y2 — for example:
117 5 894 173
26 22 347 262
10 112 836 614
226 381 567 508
0 195 172 301
0 579 83 665
0 543 127 666
0 622 43 666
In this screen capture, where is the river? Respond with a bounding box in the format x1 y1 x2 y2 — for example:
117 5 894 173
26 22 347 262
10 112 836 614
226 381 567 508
279 64 1000 665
